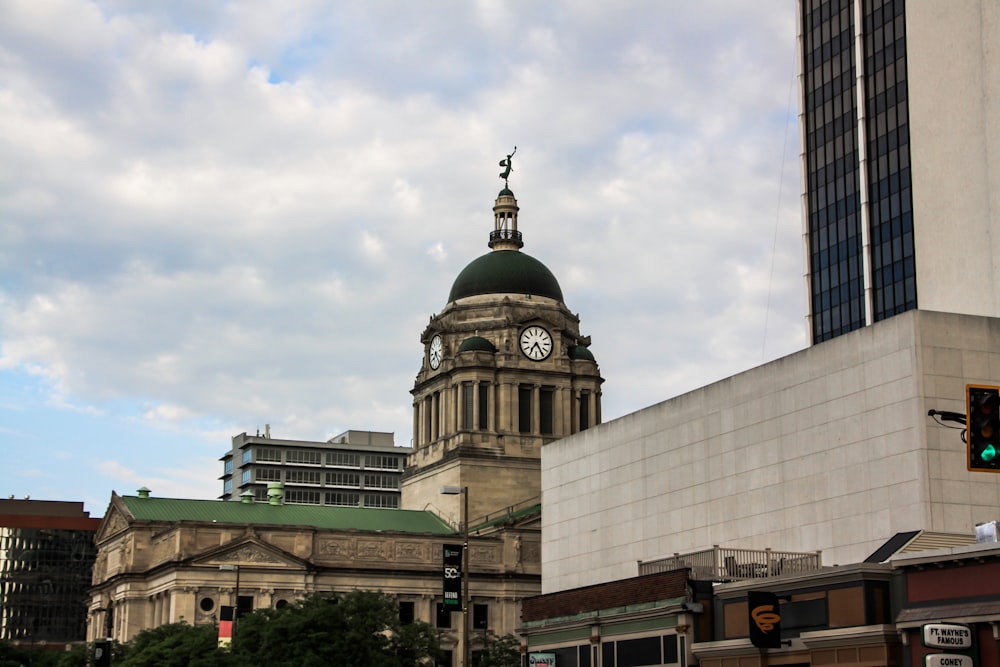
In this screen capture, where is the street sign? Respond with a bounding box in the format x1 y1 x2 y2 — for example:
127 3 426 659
921 623 972 650
924 654 973 667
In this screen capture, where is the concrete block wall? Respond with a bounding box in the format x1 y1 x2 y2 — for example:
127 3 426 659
542 310 1000 593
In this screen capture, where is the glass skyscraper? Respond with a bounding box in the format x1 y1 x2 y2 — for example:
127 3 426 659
798 0 999 343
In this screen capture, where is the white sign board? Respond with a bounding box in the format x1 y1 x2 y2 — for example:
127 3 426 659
922 623 973 649
924 654 973 667
528 654 556 667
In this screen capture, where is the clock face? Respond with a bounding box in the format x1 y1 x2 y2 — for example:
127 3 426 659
429 334 443 369
519 325 553 361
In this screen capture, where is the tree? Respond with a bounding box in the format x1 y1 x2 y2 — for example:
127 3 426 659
473 633 521 667
232 591 440 667
116 623 232 667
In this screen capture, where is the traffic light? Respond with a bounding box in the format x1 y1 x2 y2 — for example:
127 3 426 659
967 384 1000 472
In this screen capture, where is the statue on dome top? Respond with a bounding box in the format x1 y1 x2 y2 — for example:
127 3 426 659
499 146 517 187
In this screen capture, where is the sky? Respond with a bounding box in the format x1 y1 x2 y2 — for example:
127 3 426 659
1 1 806 515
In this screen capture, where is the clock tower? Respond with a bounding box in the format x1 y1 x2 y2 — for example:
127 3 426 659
402 158 604 522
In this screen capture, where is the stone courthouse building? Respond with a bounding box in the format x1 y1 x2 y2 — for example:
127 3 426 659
87 167 603 666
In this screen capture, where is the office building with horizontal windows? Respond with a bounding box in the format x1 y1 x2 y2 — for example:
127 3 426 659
220 429 408 509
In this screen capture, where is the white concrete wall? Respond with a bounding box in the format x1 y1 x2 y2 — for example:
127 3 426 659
542 310 1000 593
903 0 1000 317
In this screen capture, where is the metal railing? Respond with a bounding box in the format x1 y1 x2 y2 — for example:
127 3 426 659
467 496 541 533
638 545 823 581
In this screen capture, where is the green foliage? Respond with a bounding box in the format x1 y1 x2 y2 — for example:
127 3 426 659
117 623 230 667
232 591 440 667
0 640 65 667
474 633 521 667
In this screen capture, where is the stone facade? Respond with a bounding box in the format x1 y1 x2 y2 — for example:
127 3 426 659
405 186 603 525
87 492 540 654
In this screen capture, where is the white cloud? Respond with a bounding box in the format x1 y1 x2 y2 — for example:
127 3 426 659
0 0 805 507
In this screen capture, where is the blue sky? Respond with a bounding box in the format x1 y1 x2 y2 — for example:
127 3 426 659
1 1 805 515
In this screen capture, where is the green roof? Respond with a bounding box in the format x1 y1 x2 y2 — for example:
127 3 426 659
458 336 497 353
449 250 563 302
120 495 455 535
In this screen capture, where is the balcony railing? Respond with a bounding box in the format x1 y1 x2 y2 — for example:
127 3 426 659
489 229 523 248
638 545 823 581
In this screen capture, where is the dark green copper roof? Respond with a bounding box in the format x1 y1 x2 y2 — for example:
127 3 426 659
448 250 563 302
569 345 596 361
119 495 455 534
458 336 497 353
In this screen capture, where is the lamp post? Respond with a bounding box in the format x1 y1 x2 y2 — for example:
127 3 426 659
440 485 469 667
219 564 241 637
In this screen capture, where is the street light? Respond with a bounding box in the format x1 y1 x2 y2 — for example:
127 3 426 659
219 564 241 637
440 485 469 667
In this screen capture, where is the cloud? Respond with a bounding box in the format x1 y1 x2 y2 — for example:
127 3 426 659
0 0 804 505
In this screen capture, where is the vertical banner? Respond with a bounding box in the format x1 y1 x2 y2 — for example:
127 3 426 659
442 543 463 608
748 590 782 649
218 605 234 648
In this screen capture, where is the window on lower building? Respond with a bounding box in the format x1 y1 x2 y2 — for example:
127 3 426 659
399 601 414 625
540 387 554 435
518 385 532 433
461 382 474 430
241 470 251 485
579 390 590 431
435 602 452 628
286 470 321 485
284 490 320 504
364 494 399 508
327 471 360 487
365 455 401 470
478 382 489 429
256 468 281 482
473 603 488 630
326 451 359 467
256 447 281 462
325 492 360 506
435 650 453 667
287 450 321 465
363 473 399 489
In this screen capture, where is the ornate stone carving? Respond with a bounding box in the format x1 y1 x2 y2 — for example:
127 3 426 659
219 545 282 565
104 512 128 537
471 545 500 564
394 542 427 562
317 538 354 558
357 540 389 560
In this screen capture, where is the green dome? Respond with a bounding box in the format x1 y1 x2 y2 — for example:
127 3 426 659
569 345 595 361
449 250 563 302
458 336 497 353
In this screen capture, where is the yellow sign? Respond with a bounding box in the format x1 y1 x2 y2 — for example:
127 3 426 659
751 604 781 632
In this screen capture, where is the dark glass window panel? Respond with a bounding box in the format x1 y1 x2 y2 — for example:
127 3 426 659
436 602 452 628
616 636 661 667
473 603 488 630
518 386 532 433
461 383 473 430
399 601 414 625
478 382 489 430
540 388 554 435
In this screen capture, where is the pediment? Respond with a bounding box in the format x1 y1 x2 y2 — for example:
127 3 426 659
95 494 132 543
191 537 307 569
